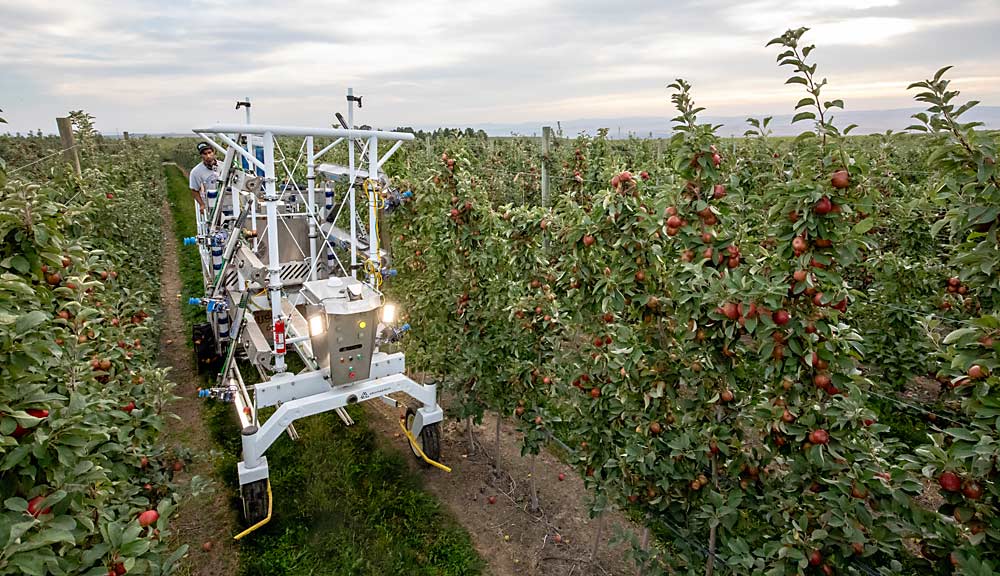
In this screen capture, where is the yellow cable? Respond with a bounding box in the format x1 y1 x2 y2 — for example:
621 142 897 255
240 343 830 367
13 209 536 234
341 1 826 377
362 178 385 290
398 417 452 473
233 479 272 540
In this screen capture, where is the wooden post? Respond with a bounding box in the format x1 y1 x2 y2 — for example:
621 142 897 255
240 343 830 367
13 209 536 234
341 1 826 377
56 117 81 176
425 136 432 159
540 126 552 207
123 131 130 141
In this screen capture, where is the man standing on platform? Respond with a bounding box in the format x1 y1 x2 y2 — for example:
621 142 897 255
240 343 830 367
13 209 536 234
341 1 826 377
190 141 220 214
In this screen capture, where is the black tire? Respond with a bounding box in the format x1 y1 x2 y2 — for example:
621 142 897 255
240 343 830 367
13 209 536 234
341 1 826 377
405 407 442 467
241 479 269 525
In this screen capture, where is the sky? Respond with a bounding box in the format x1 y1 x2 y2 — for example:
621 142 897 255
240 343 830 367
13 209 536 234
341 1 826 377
1 0 999 135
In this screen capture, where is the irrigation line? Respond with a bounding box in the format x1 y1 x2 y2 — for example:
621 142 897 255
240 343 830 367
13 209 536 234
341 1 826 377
869 301 983 328
7 143 82 174
850 558 884 576
865 388 973 430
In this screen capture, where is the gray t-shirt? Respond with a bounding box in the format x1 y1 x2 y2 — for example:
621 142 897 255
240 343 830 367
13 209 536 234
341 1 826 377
189 161 220 204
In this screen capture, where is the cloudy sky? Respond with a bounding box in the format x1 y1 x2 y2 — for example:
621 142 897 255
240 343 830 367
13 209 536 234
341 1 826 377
1 0 998 135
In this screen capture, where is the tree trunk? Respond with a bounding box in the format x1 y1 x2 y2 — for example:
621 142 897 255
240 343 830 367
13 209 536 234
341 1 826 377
528 455 539 512
466 415 475 455
494 416 502 471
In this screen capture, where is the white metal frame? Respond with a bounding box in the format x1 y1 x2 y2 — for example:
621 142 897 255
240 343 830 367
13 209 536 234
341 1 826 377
190 94 434 488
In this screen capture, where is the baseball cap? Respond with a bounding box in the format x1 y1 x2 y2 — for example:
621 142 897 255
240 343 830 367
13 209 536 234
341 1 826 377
197 142 212 154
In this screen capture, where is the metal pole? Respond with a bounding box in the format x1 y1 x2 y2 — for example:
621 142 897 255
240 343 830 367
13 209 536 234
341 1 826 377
262 131 286 373
368 135 379 270
306 136 318 280
246 98 258 235
55 117 81 177
347 88 357 279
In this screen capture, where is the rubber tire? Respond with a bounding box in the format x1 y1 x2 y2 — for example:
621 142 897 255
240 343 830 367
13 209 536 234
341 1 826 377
405 407 441 467
241 479 269 525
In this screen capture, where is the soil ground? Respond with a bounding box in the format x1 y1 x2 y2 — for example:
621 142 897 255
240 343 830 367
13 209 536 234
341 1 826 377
157 198 240 576
366 397 645 576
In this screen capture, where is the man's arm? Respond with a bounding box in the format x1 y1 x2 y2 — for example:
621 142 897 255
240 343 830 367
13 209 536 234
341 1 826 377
190 184 207 211
189 170 207 211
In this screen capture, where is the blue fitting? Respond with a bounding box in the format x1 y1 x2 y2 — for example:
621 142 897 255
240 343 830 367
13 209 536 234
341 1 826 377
400 323 411 332
183 237 197 246
402 190 413 198
381 268 397 278
188 297 202 306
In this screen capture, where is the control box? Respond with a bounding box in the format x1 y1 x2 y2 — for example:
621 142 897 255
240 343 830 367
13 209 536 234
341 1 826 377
301 277 379 385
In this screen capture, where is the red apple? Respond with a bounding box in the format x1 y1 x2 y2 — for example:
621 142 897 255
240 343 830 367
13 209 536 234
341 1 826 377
808 429 829 445
772 310 790 326
938 471 961 492
809 550 822 566
831 170 850 189
962 481 983 500
814 196 833 215
138 509 159 527
27 496 52 517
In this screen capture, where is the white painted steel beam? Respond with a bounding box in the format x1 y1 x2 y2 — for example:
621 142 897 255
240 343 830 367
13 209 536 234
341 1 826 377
194 124 415 141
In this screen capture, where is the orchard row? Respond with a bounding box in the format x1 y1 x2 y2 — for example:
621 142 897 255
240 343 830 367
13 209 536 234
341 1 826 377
384 30 998 575
0 117 197 576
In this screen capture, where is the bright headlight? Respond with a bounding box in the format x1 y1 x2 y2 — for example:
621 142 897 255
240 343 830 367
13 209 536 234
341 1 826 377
308 314 325 336
382 303 397 324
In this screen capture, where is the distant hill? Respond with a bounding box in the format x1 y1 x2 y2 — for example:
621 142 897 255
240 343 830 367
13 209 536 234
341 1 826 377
460 106 1000 139
66 106 999 140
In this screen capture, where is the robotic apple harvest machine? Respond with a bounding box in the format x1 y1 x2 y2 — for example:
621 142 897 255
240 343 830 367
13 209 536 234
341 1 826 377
185 93 445 534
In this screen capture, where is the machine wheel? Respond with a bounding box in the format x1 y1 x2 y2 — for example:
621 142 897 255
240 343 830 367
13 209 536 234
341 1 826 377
192 322 219 374
240 479 269 525
405 407 441 466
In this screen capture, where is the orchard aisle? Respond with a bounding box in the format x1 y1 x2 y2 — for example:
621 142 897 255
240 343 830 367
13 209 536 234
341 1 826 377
157 197 239 576
366 398 644 576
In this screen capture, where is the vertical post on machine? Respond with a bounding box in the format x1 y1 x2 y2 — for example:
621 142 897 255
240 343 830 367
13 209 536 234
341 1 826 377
245 98 258 237
367 135 379 275
262 131 287 373
306 135 318 281
325 182 336 272
347 88 358 279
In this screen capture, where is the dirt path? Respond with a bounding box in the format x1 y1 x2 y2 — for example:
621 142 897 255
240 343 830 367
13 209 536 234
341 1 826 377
366 398 644 576
157 199 240 576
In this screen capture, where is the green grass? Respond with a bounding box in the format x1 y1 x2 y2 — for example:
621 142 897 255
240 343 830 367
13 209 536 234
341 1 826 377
164 165 210 330
163 165 484 576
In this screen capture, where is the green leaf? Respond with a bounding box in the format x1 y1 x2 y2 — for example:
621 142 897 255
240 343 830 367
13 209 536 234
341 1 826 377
795 98 815 110
786 77 808 86
791 112 816 123
933 65 954 82
3 255 30 274
851 216 875 235
15 311 47 335
944 327 979 344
